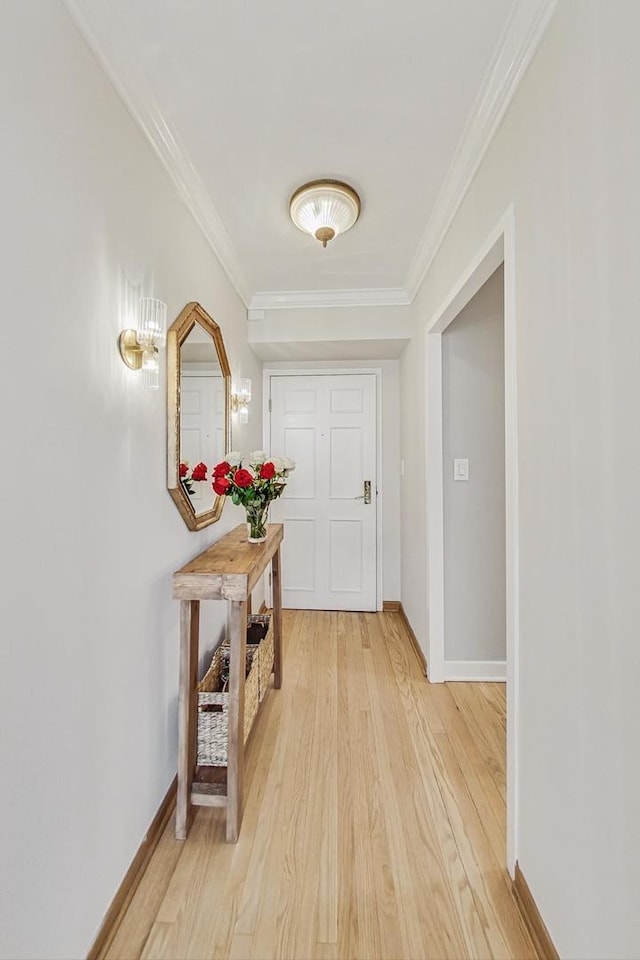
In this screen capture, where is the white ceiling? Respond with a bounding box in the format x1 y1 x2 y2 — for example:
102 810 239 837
63 0 542 307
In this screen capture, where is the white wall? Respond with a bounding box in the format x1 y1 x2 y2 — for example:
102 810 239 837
399 328 428 652
401 2 640 956
262 360 401 602
0 2 262 957
250 303 413 346
249 303 412 361
443 266 505 663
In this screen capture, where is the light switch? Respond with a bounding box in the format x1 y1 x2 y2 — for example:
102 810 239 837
453 458 469 481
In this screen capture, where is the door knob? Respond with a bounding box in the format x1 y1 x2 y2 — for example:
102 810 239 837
354 480 372 504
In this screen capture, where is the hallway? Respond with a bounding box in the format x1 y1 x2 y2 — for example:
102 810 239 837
104 610 535 960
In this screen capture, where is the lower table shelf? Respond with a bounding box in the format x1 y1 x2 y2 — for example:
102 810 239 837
192 767 228 808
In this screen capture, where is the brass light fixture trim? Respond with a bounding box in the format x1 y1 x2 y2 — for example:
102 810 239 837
118 329 155 370
289 179 361 248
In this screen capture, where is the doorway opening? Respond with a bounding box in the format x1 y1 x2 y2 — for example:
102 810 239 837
442 264 506 678
425 207 519 872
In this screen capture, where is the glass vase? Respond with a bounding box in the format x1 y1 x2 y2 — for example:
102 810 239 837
245 501 269 543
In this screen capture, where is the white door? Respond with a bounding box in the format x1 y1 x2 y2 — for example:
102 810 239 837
180 373 225 514
269 373 377 611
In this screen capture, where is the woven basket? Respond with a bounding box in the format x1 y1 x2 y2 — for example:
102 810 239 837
197 641 260 766
255 617 274 701
245 613 274 700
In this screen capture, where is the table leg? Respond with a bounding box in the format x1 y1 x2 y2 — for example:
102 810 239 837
226 598 247 843
272 547 283 689
176 599 200 840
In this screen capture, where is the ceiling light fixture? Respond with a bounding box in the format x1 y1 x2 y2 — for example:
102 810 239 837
289 179 361 248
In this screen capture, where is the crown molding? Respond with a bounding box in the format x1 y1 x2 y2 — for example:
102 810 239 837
61 0 251 307
249 287 411 311
405 0 558 300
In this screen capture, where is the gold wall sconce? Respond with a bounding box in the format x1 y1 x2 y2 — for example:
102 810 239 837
231 378 252 424
118 297 168 390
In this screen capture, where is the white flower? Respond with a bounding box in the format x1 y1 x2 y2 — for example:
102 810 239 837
271 457 285 473
226 451 242 467
249 450 267 466
282 457 296 472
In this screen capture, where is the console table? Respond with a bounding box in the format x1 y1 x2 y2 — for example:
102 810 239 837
172 523 283 842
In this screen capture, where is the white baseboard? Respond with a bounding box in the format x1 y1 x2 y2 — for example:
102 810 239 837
444 660 506 681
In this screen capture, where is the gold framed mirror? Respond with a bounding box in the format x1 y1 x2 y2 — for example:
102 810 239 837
167 302 231 530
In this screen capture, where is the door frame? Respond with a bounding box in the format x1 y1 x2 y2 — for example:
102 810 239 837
424 205 519 873
263 366 383 612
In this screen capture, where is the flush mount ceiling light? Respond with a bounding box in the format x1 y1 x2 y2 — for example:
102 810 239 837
289 179 361 248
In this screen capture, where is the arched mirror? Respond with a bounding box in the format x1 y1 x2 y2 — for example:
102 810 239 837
167 302 231 530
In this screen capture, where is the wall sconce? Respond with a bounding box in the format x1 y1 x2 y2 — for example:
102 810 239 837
231 378 252 424
118 297 167 390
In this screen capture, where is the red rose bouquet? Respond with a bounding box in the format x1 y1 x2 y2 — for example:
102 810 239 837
179 461 208 497
211 450 295 542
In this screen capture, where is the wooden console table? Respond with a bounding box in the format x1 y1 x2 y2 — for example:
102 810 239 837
172 523 283 842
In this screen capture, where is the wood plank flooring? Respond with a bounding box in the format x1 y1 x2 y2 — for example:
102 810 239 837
104 610 536 960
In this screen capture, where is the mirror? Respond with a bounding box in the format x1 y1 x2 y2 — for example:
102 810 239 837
167 302 231 530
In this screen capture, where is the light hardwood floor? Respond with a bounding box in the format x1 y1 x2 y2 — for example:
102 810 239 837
104 610 536 960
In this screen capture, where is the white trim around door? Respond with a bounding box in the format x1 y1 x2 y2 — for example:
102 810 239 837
424 205 520 875
444 660 507 682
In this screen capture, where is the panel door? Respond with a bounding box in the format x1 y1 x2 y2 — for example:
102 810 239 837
269 374 377 611
180 373 225 512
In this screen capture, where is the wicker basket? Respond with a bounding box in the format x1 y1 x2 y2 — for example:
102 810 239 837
197 613 275 767
245 613 274 700
255 617 274 701
197 642 260 766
